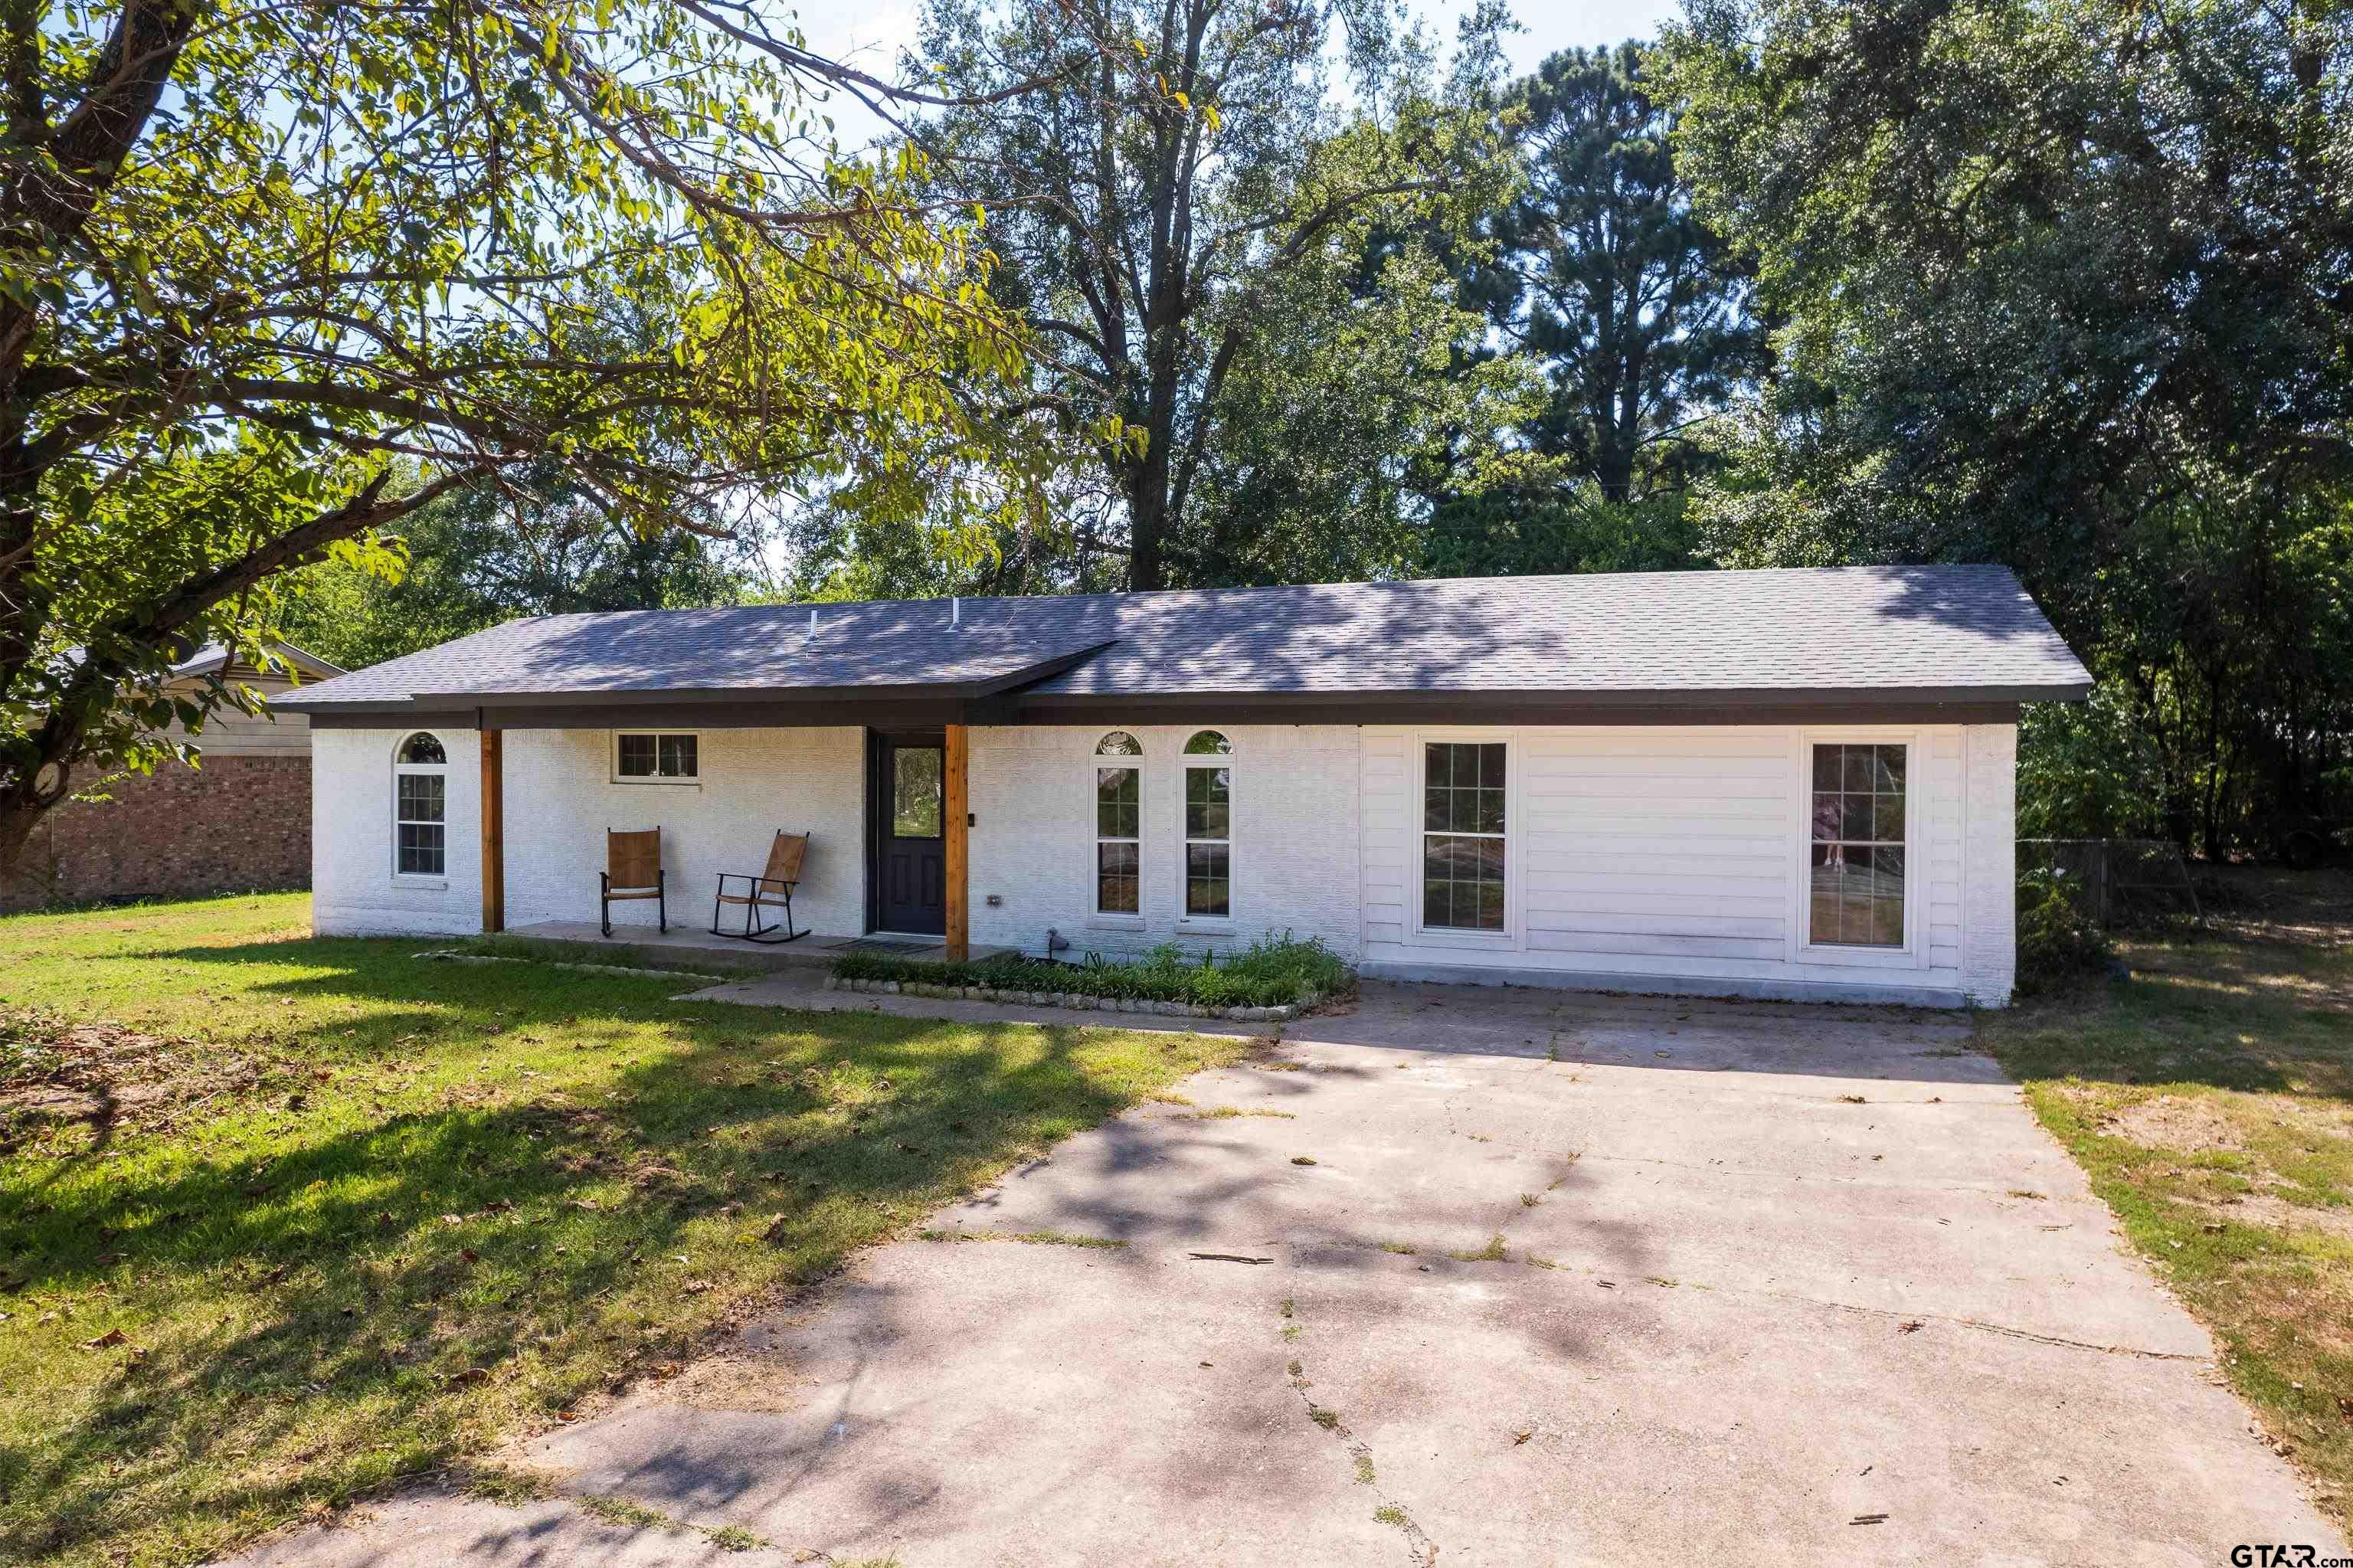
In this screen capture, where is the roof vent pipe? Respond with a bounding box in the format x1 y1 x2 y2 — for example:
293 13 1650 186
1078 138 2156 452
807 607 817 637
951 595 961 629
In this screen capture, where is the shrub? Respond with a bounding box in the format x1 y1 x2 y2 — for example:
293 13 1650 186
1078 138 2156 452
833 932 1352 1010
2014 867 2115 996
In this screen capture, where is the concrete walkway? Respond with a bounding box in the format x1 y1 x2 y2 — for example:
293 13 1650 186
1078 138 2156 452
234 983 2340 1566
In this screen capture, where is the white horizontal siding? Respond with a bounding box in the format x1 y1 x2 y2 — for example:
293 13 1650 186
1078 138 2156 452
1523 728 1792 967
1360 730 1414 948
1362 723 2000 1005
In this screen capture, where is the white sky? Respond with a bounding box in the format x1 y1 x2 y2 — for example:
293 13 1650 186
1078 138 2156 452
789 0 1690 149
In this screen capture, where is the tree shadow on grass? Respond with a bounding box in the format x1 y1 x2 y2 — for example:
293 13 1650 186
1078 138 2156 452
3 939 1217 1565
1991 924 2353 1098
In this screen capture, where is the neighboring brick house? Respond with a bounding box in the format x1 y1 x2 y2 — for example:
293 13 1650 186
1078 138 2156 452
2 643 345 912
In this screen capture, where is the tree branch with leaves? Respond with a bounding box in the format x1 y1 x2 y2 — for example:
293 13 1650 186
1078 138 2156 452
0 0 1076 868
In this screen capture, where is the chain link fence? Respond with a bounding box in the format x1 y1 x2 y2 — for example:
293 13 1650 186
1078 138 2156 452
2018 839 2202 925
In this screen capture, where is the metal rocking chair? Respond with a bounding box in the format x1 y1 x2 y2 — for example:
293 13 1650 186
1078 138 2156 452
600 828 667 937
712 830 810 944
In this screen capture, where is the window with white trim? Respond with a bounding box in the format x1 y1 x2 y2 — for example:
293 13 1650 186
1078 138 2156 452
1422 741 1504 931
1183 731 1232 918
394 732 447 877
1808 742 1907 947
1094 732 1141 915
614 730 699 782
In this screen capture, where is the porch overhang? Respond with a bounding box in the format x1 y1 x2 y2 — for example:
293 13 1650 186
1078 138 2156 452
300 682 2067 732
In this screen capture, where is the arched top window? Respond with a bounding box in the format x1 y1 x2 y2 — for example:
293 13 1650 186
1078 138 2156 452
1095 731 1143 757
1183 730 1232 756
394 732 448 877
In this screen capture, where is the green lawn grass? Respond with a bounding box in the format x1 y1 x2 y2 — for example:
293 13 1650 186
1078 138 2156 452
0 893 1244 1566
1982 869 2353 1527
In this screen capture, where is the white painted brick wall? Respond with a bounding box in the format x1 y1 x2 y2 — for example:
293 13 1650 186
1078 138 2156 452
967 724 1362 963
312 725 866 938
313 725 482 936
500 727 866 935
1961 722 2019 1006
310 715 2019 1005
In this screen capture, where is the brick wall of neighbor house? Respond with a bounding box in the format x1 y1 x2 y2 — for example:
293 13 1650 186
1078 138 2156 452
0 755 313 912
967 723 1364 964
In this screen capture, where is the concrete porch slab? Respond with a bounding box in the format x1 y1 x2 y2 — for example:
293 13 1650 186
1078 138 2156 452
506 919 1014 970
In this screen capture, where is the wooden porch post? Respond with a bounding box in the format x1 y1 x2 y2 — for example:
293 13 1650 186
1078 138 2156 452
944 723 969 961
479 728 506 933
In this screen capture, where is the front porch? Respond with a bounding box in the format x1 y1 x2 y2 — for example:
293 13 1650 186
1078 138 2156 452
468 722 979 958
506 919 1013 970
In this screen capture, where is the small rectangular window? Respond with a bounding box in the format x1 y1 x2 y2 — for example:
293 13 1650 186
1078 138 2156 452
892 746 943 837
615 732 698 781
1184 763 1231 917
1422 741 1505 931
1095 765 1140 913
1809 742 1907 947
396 774 445 876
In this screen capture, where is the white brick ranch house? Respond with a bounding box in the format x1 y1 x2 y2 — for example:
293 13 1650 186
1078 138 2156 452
279 565 2091 1007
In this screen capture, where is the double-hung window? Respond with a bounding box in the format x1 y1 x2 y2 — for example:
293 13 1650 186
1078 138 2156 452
1808 742 1908 947
394 732 447 877
1422 741 1506 932
1182 731 1232 918
1094 732 1142 915
614 731 699 782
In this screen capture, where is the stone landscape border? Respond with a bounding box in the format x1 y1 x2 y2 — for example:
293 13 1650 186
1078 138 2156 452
821 972 1313 1022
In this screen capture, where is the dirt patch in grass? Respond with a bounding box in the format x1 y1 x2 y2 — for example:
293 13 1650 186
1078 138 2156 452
653 1351 815 1414
2102 1094 2247 1155
0 1010 266 1150
2194 1190 2353 1243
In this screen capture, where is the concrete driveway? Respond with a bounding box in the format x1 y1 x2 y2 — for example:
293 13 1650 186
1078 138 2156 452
243 983 2339 1566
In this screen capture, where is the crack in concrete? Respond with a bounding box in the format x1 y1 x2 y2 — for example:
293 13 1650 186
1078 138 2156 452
1569 1147 2103 1200
1726 1284 2214 1362
1546 1069 2012 1106
1268 1239 2207 1363
1278 1301 1438 1566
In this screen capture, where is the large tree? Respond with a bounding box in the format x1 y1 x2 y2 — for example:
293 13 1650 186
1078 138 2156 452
1479 42 1756 505
1415 41 1756 580
1664 0 2353 849
0 0 1057 866
852 0 1517 591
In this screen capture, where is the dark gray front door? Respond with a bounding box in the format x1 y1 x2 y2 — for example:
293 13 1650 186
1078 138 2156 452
869 734 945 934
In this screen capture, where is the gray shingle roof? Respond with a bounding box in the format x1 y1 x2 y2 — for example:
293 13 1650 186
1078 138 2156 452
275 565 2090 711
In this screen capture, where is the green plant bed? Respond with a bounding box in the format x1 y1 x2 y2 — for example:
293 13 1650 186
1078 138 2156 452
833 935 1352 1011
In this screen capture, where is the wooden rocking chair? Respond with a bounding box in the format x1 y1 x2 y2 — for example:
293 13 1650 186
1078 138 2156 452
712 830 810 944
600 828 667 937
